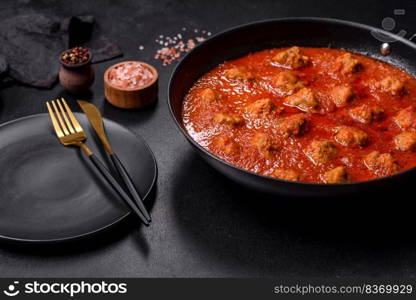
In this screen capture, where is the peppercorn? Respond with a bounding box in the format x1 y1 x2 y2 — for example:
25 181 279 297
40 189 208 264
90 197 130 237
60 46 90 65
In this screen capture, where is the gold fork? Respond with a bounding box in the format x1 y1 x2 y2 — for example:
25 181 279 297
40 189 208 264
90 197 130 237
46 98 149 226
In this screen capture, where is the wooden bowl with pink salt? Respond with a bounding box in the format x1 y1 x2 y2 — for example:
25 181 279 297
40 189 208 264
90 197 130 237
104 61 158 109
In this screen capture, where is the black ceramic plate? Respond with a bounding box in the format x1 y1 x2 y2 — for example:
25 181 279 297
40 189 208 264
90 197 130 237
0 113 157 243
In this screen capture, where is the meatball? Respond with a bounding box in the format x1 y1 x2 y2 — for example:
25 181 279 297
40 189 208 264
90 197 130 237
213 113 244 126
394 132 416 151
330 85 354 108
364 151 399 177
224 66 254 81
375 76 405 96
213 136 239 156
350 105 384 124
199 88 219 103
334 53 362 75
245 98 278 117
272 71 304 95
277 113 308 137
323 166 350 183
251 133 279 154
272 46 309 69
272 168 301 181
334 126 369 147
283 88 319 113
305 140 338 164
394 106 416 130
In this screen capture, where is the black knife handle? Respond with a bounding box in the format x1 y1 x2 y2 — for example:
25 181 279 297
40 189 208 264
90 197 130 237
89 154 149 226
110 153 151 222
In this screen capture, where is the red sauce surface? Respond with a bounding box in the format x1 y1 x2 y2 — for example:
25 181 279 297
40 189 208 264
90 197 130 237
182 47 416 183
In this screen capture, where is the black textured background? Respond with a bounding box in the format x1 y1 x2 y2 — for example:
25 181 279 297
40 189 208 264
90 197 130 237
1 0 416 277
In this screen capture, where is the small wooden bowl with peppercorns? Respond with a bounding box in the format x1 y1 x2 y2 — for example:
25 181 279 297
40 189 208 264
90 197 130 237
104 61 158 109
59 47 95 94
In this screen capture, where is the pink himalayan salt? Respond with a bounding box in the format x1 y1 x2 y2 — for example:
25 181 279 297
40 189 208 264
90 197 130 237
153 28 209 66
108 62 154 89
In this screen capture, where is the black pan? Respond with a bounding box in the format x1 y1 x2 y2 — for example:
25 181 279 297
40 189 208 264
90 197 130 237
168 18 416 197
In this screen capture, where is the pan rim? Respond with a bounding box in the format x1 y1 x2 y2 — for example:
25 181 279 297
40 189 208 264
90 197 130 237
168 17 416 187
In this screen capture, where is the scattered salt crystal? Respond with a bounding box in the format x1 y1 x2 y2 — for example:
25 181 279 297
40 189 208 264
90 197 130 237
187 39 195 46
152 27 212 66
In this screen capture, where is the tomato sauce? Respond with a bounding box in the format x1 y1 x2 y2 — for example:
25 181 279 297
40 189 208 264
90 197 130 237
182 47 416 183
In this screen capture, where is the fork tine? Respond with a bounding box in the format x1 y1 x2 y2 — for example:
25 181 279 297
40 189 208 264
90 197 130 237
46 102 65 138
56 99 75 134
61 98 83 133
51 100 70 135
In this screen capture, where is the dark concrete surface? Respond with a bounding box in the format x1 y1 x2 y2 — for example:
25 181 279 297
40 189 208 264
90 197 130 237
1 0 416 277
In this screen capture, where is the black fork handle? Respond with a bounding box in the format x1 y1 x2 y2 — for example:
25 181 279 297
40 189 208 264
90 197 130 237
110 153 151 222
89 154 149 226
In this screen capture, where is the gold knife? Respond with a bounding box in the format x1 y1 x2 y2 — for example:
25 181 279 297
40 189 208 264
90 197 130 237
78 100 151 222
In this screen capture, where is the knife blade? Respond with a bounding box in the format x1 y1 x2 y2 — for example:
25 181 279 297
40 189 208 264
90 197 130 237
78 100 151 222
77 101 114 155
